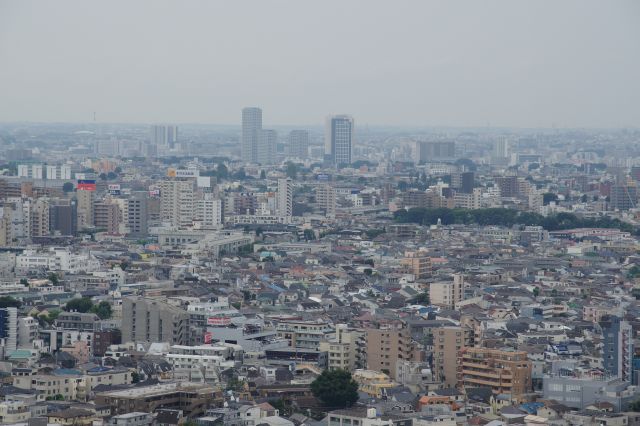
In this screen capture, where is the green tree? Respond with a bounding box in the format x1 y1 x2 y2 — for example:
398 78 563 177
64 297 94 313
533 287 540 298
90 301 113 319
62 182 74 193
131 371 140 383
410 292 430 305
260 170 266 179
311 369 359 408
48 273 59 285
107 171 117 180
303 229 316 241
0 296 21 308
217 163 229 180
286 162 298 179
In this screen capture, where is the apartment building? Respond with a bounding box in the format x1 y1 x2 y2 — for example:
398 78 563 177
458 348 532 399
121 297 191 345
429 274 464 309
366 325 416 380
401 251 431 279
319 324 362 371
432 326 473 388
275 319 333 350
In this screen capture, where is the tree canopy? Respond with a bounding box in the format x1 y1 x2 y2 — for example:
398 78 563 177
64 297 94 313
0 296 21 308
394 207 637 234
311 369 359 408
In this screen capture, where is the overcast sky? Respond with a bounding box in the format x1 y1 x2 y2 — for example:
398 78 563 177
1 0 639 128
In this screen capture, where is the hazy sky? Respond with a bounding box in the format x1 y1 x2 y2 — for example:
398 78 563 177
1 0 639 128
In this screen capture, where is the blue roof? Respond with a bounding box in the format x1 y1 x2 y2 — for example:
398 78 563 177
518 402 545 414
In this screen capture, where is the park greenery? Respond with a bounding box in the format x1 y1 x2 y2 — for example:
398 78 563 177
310 369 359 408
394 207 637 234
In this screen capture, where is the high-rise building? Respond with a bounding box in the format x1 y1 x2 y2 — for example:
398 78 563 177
429 274 464 309
127 191 149 238
121 297 191 345
288 130 309 159
432 326 473 388
194 196 222 229
324 115 354 166
610 185 638 211
458 347 532 399
493 137 511 159
319 324 362 372
241 107 262 163
451 171 475 194
495 175 519 198
316 184 336 218
600 315 633 382
416 141 456 163
76 189 94 229
150 125 178 149
276 178 293 220
29 198 50 238
366 325 415 379
257 129 277 165
49 199 77 236
160 180 195 228
93 200 120 235
0 307 18 355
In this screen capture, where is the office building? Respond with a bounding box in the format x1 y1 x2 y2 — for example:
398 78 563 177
121 297 191 345
288 130 309 159
127 191 148 238
150 125 178 149
458 347 532 399
49 199 77 236
324 115 354 166
241 107 262 163
451 171 474 194
495 176 519 198
29 198 50 237
416 141 456 163
610 185 638 211
600 315 633 382
257 129 277 165
276 178 293 220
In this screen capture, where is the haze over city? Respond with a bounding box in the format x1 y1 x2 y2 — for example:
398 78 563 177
1 0 639 127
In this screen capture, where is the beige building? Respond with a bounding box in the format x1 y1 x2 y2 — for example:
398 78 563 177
29 198 49 237
319 324 362 371
401 251 431 279
76 189 94 229
433 326 473 388
429 274 464 309
93 200 120 234
458 347 532 399
366 325 416 379
13 374 88 401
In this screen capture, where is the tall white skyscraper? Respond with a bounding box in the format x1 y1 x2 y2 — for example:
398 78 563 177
257 129 277 165
288 130 309 159
241 107 262 163
150 125 178 149
277 178 293 220
324 115 354 166
493 137 510 159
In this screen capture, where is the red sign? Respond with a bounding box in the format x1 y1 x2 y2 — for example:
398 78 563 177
204 332 213 344
207 317 231 326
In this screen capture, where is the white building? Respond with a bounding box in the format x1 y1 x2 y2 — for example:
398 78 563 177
194 196 222 229
325 115 354 166
276 178 293 221
16 247 99 273
160 179 195 228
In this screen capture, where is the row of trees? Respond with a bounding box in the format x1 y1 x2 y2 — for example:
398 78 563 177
394 207 637 233
64 297 113 319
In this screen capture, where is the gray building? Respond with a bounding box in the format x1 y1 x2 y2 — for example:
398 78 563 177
288 129 309 159
324 115 354 166
121 297 191 345
150 125 178 149
416 141 456 163
127 191 148 238
543 373 640 411
241 107 262 163
601 315 633 382
257 129 277 165
49 199 77 236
